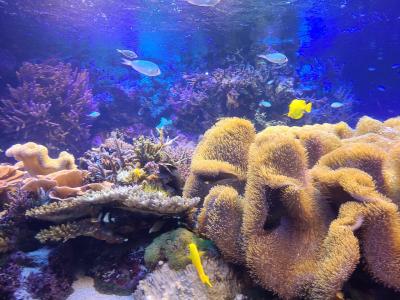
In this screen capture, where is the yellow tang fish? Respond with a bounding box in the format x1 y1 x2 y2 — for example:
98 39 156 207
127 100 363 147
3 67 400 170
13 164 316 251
188 243 212 287
287 99 312 120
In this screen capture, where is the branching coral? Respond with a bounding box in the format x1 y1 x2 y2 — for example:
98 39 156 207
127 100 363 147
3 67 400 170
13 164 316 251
6 142 76 176
184 116 400 299
0 61 95 154
80 130 193 195
167 62 300 133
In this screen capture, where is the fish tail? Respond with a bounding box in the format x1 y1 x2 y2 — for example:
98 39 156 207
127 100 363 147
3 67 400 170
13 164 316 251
203 275 212 287
305 102 312 113
121 58 132 67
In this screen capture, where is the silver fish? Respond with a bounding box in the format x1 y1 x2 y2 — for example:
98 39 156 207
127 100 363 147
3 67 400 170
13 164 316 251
185 0 222 7
122 58 161 77
117 49 138 59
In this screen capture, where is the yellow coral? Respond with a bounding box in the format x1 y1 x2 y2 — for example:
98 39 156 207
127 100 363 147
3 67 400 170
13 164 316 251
242 132 329 299
185 116 400 299
5 142 76 175
197 185 244 264
184 117 256 201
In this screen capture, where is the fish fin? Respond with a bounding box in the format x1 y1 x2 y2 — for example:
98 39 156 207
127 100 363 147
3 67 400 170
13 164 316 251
305 102 312 113
149 220 165 234
121 58 132 67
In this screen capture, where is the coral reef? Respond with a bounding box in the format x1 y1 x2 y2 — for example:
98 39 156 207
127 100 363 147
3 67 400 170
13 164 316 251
167 61 300 133
144 228 214 270
21 169 112 200
133 257 243 300
0 61 95 155
80 130 193 194
0 189 40 252
6 142 77 176
88 245 147 295
184 117 256 201
27 185 200 243
185 116 400 299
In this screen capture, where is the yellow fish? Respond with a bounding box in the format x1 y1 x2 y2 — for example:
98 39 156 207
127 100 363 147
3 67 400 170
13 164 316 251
188 243 212 287
287 99 312 120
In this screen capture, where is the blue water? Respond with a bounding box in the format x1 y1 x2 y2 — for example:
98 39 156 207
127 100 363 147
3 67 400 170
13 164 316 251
0 0 399 145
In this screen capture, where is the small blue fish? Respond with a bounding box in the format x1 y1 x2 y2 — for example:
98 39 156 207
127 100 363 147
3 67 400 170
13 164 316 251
259 101 272 108
87 111 101 118
392 64 400 70
330 102 344 108
267 80 274 85
377 85 386 92
368 67 376 71
156 117 173 129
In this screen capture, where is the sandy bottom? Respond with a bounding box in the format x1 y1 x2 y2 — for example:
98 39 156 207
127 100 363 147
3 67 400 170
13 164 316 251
67 276 132 300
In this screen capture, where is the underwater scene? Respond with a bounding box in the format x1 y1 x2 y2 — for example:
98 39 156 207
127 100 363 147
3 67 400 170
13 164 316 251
0 0 400 299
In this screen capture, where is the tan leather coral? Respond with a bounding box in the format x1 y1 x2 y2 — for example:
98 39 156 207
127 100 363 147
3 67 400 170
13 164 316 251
183 118 256 200
5 142 76 175
186 116 400 299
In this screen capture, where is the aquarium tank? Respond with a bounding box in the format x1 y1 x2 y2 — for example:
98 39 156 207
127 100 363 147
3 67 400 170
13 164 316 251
1 0 400 299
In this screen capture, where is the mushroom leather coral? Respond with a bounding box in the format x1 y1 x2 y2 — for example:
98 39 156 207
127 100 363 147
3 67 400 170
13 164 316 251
6 142 76 176
183 117 256 201
185 116 400 299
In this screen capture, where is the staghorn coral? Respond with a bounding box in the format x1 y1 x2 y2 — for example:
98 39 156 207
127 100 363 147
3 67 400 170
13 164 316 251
144 228 214 270
6 142 77 176
27 185 200 243
80 130 188 194
79 134 136 183
133 257 242 300
167 59 303 133
185 116 400 299
0 61 95 154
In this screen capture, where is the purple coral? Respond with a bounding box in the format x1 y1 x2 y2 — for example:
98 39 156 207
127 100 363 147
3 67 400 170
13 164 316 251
0 188 39 251
89 246 147 295
0 259 21 298
27 270 73 300
0 60 95 155
167 61 298 133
